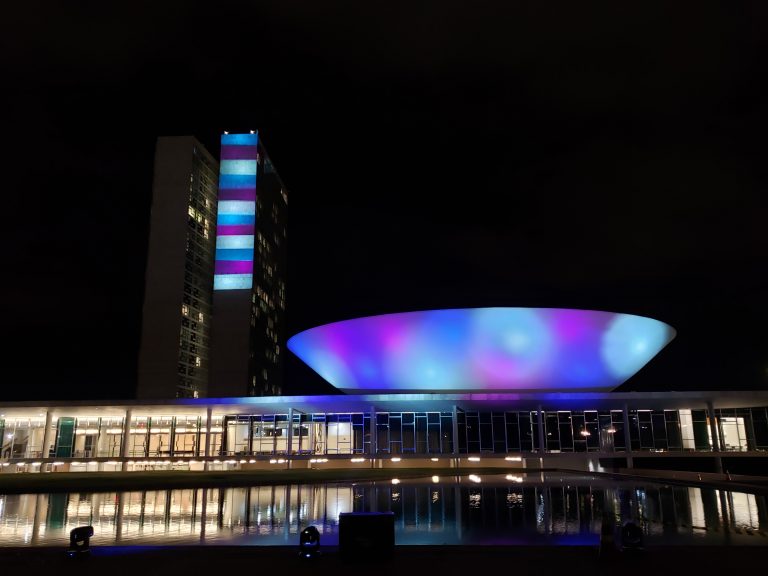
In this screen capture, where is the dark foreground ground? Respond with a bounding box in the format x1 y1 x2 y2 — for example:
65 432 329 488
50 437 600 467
2 544 767 576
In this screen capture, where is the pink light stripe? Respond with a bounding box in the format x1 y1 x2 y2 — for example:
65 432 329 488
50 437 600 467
221 145 258 160
215 260 253 274
218 188 257 201
217 224 254 235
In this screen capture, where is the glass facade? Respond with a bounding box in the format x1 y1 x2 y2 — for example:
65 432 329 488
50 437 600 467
0 417 46 459
375 412 452 454
123 415 223 458
248 148 287 397
178 145 218 398
2 403 768 469
222 413 370 456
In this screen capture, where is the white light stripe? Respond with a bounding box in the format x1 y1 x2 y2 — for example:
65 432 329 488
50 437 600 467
216 235 254 249
214 274 253 290
218 201 255 215
220 160 258 175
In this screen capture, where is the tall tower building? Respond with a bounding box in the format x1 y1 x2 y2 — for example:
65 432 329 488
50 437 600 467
137 132 287 399
209 132 287 397
137 136 219 399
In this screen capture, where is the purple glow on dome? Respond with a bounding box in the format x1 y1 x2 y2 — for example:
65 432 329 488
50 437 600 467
287 308 676 392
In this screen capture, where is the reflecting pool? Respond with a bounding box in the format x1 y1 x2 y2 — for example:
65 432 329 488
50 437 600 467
0 473 766 546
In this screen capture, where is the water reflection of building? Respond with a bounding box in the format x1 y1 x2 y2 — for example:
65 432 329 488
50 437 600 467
1 478 765 547
1 392 767 473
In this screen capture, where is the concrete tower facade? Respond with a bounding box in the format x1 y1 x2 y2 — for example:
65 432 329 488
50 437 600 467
137 136 219 399
209 132 287 397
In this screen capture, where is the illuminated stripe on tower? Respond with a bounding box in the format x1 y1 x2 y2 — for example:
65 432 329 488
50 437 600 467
214 133 258 290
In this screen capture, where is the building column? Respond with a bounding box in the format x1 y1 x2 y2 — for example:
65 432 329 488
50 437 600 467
622 404 633 469
537 405 546 455
31 494 42 544
454 485 462 541
169 417 177 458
452 405 461 470
369 406 377 457
121 409 132 471
452 405 460 456
199 488 208 543
707 401 723 473
707 401 720 451
41 411 53 460
203 407 213 471
283 484 291 541
116 493 125 542
286 408 294 468
543 487 552 535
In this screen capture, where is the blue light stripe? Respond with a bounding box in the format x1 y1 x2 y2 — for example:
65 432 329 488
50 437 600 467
214 274 253 290
216 235 255 249
220 160 258 175
216 248 253 261
218 200 256 215
219 174 257 189
221 133 258 146
217 213 255 225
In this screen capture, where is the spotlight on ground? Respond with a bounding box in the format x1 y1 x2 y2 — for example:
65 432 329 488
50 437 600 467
67 526 94 559
299 525 321 559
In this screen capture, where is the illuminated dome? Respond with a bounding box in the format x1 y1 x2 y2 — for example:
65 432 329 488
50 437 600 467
287 308 676 393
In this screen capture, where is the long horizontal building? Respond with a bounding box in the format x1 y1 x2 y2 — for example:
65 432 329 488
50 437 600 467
1 391 767 473
5 308 764 474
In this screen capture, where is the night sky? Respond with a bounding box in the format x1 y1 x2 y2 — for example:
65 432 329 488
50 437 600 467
4 2 767 401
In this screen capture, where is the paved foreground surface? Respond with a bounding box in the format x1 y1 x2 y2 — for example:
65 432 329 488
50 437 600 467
2 545 767 576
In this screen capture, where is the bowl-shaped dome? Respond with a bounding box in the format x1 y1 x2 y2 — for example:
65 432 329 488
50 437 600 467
287 308 676 393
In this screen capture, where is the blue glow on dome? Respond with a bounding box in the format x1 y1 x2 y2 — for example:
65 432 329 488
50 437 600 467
602 314 674 379
287 308 676 393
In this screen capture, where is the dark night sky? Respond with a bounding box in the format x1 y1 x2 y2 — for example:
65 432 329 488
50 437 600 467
4 1 768 400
